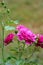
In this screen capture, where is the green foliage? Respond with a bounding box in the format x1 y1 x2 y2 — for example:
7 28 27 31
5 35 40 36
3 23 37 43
14 59 25 65
14 20 19 24
5 19 19 25
1 1 5 6
0 0 43 65
5 26 15 31
0 59 3 65
4 19 19 31
5 60 12 65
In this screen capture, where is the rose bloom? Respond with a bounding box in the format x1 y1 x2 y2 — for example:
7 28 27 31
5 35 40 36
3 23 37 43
4 33 15 46
16 25 36 45
36 34 43 48
16 25 26 31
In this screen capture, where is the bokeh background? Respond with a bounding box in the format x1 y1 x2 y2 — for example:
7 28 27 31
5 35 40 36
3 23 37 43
0 0 43 33
0 0 43 65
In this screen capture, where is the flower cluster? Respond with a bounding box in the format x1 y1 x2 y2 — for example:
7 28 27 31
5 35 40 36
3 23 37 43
4 25 43 48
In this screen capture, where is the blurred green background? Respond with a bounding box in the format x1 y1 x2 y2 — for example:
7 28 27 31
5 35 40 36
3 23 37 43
0 0 43 33
0 0 43 65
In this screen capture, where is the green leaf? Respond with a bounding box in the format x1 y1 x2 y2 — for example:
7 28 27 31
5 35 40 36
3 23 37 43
6 20 19 25
4 26 15 31
14 20 19 24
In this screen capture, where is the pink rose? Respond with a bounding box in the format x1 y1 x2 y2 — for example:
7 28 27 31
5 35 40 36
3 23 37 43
4 33 15 46
16 25 36 45
16 25 26 30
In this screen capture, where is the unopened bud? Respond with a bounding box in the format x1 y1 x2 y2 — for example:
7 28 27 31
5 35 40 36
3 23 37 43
15 30 18 34
1 1 5 6
7 9 10 13
25 58 27 60
4 5 7 8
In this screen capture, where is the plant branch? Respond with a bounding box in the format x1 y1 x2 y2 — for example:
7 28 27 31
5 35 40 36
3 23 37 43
1 22 5 65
